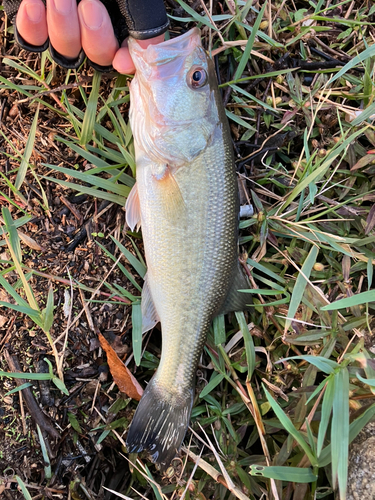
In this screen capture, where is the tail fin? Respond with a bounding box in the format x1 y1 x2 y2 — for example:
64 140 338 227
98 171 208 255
126 377 194 470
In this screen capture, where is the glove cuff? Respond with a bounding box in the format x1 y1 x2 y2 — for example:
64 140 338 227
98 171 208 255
117 0 169 40
49 44 86 70
129 19 169 40
14 24 49 53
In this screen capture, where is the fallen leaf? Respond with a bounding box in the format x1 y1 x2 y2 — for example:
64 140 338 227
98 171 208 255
98 333 143 401
351 153 375 171
18 230 45 251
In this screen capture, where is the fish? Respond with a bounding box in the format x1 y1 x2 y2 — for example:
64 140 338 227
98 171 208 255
125 28 251 469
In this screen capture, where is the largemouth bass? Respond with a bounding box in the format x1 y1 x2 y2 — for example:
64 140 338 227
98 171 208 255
125 28 250 469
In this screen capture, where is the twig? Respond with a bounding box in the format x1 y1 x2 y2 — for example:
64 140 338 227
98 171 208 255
4 350 60 440
60 195 83 224
19 389 27 436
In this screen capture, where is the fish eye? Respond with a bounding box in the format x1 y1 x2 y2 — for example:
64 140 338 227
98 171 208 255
187 66 208 89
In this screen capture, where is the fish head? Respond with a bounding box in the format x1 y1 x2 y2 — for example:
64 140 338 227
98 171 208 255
129 28 220 167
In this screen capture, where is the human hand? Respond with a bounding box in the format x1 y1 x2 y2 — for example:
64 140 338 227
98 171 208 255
3 0 168 72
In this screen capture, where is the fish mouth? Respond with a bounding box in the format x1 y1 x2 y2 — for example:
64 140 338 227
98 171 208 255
128 28 202 67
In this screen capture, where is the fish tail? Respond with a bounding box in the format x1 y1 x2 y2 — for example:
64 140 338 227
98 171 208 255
126 376 193 470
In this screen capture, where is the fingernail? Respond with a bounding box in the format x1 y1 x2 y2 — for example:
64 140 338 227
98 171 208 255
80 0 103 30
25 1 43 22
53 0 73 15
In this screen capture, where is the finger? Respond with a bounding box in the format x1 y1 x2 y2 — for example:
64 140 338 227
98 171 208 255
46 0 81 60
78 0 118 67
16 0 48 47
113 34 165 74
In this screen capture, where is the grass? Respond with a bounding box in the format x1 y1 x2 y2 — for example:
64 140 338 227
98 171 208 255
1 1 375 499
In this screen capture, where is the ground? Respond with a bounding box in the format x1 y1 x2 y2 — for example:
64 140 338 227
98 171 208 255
1 1 375 500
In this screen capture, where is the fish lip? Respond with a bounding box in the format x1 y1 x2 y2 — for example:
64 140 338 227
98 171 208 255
128 28 202 65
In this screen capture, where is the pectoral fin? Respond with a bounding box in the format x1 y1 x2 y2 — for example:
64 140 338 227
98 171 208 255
125 183 141 232
153 165 186 220
142 273 159 333
219 261 253 315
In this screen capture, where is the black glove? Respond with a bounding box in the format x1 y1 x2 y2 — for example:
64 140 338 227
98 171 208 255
3 0 169 71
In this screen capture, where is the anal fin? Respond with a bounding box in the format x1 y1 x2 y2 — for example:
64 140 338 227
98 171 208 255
219 261 253 315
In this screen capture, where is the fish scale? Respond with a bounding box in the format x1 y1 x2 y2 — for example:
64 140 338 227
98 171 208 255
125 28 251 469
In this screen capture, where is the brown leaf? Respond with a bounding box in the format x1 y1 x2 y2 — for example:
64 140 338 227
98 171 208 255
351 153 375 171
98 333 143 401
18 230 45 251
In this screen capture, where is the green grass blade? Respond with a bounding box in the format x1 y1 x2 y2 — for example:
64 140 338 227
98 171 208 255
0 370 51 380
250 465 317 483
42 286 55 333
16 476 33 500
2 57 42 81
57 140 110 169
234 1 267 81
355 372 375 387
317 377 334 456
281 355 338 374
5 382 33 395
3 233 39 312
0 274 30 308
321 290 375 310
111 236 147 278
15 104 39 190
37 424 52 479
330 43 375 83
95 241 142 293
0 301 41 321
44 165 131 197
86 143 126 163
118 144 136 177
143 464 165 500
80 71 101 145
225 110 256 129
351 101 375 126
285 245 318 331
230 84 280 113
199 372 225 399
331 368 349 499
44 177 127 205
247 258 285 283
367 259 373 291
235 311 255 378
2 207 22 263
213 314 226 345
52 376 69 395
263 385 317 466
175 0 217 30
239 289 285 295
